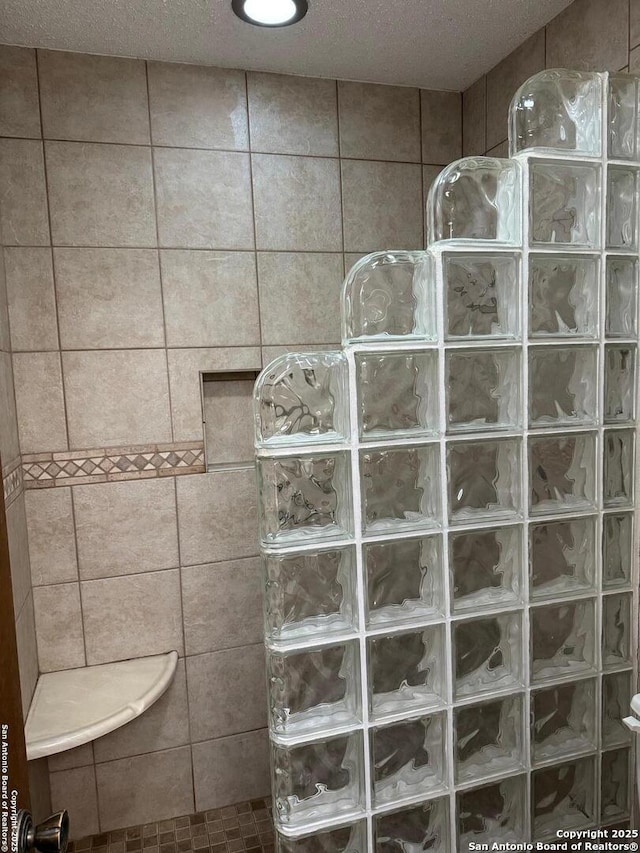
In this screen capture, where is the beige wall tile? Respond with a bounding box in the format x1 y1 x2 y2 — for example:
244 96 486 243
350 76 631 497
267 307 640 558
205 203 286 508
203 377 254 466
632 0 640 50
81 569 183 664
181 557 262 655
25 487 78 586
154 148 254 249
463 76 486 156
46 141 156 247
631 44 640 74
252 153 342 251
51 766 99 840
486 30 545 151
0 250 10 353
7 493 32 619
176 469 258 566
93 658 189 762
261 343 340 365
420 89 461 164
167 347 261 441
5 247 58 351
14 352 68 453
187 646 266 742
15 592 38 718
192 730 270 811
160 250 259 347
34 582 86 672
148 62 248 150
487 140 509 158
48 743 94 773
0 139 49 246
96 747 194 831
341 160 423 252
257 252 344 345
55 248 164 349
338 81 421 162
546 0 629 72
0 46 41 138
62 349 172 447
247 72 338 156
38 51 149 144
0 351 21 463
74 478 178 580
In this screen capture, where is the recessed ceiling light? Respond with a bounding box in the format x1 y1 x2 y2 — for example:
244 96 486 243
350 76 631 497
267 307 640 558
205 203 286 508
231 0 308 27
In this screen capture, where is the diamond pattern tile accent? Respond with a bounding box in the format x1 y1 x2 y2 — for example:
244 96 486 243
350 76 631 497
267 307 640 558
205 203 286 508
23 443 206 488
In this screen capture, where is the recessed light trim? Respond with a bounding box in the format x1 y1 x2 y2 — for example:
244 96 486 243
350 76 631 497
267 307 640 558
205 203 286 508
231 0 308 27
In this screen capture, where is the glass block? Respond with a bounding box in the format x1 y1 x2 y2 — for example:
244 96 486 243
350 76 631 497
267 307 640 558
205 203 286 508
264 547 357 644
364 535 444 628
276 822 367 853
342 251 434 342
370 712 447 807
449 525 522 613
510 70 602 157
603 671 633 748
602 592 633 670
360 445 440 535
530 599 596 683
448 438 521 523
446 348 521 432
602 749 631 822
608 74 638 160
255 351 349 446
604 345 636 423
258 452 352 546
267 642 361 737
457 776 527 850
529 255 598 338
531 679 597 764
272 733 364 829
375 797 449 852
606 257 637 338
368 625 446 719
607 168 638 250
532 757 595 837
603 429 635 507
454 693 525 784
529 432 596 516
603 512 633 589
356 351 438 441
529 346 597 427
530 161 600 247
453 611 523 699
529 516 597 600
427 157 521 244
444 253 520 340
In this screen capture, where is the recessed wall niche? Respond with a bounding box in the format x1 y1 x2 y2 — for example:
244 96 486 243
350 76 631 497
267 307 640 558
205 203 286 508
202 369 260 470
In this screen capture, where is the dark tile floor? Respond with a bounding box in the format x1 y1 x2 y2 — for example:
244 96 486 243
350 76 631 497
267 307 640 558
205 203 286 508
68 799 275 853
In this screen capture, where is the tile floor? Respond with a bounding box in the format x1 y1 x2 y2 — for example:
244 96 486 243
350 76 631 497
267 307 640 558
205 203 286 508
68 799 275 853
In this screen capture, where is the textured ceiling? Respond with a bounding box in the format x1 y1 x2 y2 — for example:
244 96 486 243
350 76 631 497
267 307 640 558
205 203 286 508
0 0 572 91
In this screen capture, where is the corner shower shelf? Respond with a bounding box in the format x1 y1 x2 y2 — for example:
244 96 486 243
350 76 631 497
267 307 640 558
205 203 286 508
24 650 179 761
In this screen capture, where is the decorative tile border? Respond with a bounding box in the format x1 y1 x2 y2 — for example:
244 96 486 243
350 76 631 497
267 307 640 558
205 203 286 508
3 456 23 507
23 442 205 489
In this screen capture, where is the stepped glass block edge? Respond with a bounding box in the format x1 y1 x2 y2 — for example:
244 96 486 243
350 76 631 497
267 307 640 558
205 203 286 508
254 67 640 846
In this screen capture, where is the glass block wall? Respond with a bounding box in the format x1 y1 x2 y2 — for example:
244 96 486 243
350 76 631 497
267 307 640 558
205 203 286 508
253 69 639 851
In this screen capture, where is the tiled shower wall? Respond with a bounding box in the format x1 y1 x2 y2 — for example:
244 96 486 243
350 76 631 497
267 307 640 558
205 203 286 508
462 0 640 157
0 45 461 838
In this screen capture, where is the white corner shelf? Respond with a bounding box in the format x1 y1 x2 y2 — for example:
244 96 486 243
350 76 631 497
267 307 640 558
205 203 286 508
25 651 179 761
